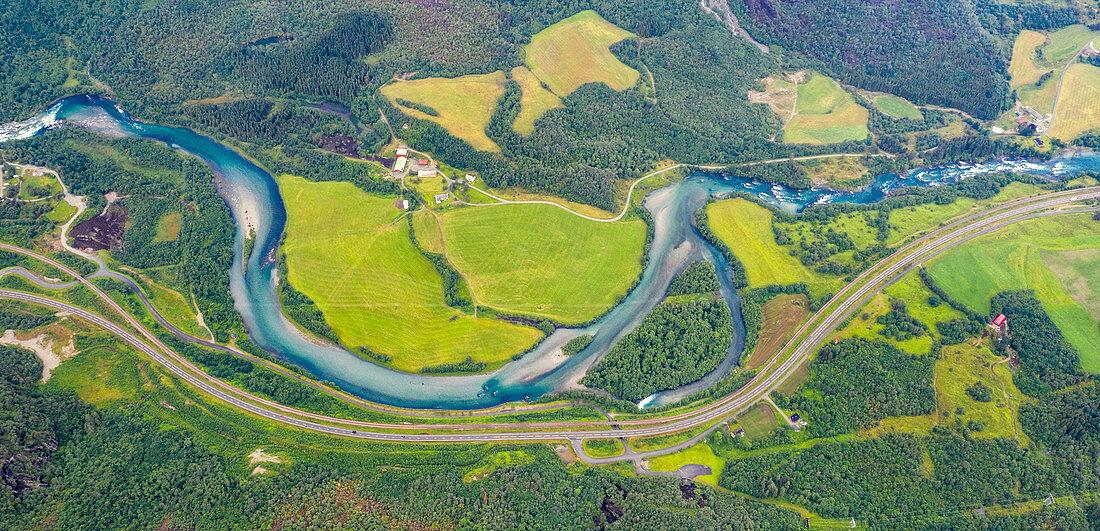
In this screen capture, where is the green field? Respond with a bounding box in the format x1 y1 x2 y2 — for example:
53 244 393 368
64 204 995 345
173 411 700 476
887 182 1043 245
1050 63 1100 141
784 73 870 144
278 175 542 371
154 212 182 242
582 438 624 458
1039 24 1099 66
524 10 639 97
380 72 506 152
706 199 838 295
1008 29 1048 87
440 203 645 323
874 95 922 120
18 170 62 200
648 442 723 485
926 213 1100 373
1017 73 1059 115
511 66 562 135
736 402 781 438
411 210 445 254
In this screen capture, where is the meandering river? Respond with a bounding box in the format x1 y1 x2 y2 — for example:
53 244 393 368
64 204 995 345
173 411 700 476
2 95 1098 409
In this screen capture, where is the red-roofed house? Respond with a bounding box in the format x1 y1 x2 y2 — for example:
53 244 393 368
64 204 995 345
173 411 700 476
993 314 1007 327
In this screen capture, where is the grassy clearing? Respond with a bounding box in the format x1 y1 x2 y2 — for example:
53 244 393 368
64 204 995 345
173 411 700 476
440 203 645 323
706 199 838 295
411 210 444 254
800 156 870 190
278 175 541 371
583 438 624 458
935 344 1027 441
47 199 77 223
784 73 869 145
510 66 562 136
926 213 1100 373
1050 63 1100 141
873 95 922 120
140 276 211 340
736 402 780 438
746 294 809 370
1039 24 1099 66
648 442 723 485
1008 30 1048 87
154 212 182 242
524 10 639 97
1017 73 1059 115
381 72 506 152
887 182 1042 245
869 343 1027 442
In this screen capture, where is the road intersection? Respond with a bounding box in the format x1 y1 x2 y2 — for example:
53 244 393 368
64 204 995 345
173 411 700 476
0 187 1096 459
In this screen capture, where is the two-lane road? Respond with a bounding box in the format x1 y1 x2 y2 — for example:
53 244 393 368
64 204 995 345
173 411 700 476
1 187 1096 451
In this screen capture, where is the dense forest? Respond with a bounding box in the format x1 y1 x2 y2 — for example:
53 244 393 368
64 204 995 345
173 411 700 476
788 337 936 437
0 129 241 341
991 291 1083 397
581 297 732 401
0 344 807 529
666 260 720 296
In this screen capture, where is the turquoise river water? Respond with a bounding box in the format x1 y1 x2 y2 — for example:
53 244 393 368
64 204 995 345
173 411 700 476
2 95 1098 409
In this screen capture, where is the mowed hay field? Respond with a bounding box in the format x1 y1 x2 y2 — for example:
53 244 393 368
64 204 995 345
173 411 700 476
524 10 639 97
511 66 562 136
440 203 646 323
784 73 869 144
926 213 1100 373
1008 29 1048 87
380 72 506 152
277 175 541 371
1050 63 1100 141
1040 24 1099 65
705 199 838 294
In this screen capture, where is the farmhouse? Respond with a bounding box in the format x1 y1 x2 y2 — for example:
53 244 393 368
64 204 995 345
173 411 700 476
465 174 476 183
418 168 437 178
434 193 449 204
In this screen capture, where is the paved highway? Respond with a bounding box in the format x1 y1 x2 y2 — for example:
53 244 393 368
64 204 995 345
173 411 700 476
0 188 1096 450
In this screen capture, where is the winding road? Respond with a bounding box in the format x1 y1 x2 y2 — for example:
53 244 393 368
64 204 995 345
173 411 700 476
2 187 1095 458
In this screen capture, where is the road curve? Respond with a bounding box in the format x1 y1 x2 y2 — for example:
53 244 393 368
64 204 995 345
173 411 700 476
2 188 1094 448
1048 36 1099 135
462 163 727 222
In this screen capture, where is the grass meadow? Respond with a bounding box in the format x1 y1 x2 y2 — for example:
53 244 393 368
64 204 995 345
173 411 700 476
439 203 646 323
926 213 1100 373
582 438 624 458
1039 24 1099 66
648 442 723 485
524 10 639 97
873 95 922 120
745 294 809 370
381 72 506 152
784 73 869 144
1008 30 1048 87
736 401 781 438
1050 63 1100 141
278 175 541 371
706 199 839 295
510 66 562 135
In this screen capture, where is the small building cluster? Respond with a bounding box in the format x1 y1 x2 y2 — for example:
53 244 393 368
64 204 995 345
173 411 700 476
392 147 409 177
988 313 1009 341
